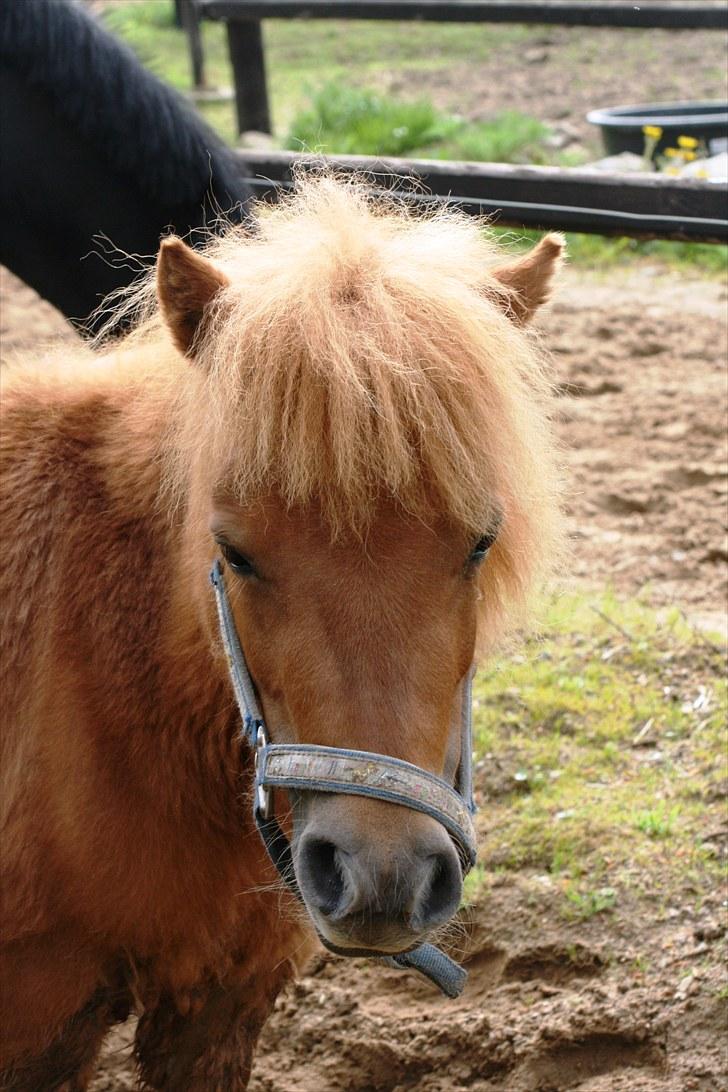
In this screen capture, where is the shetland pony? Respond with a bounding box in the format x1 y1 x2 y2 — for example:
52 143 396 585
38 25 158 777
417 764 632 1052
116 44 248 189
0 177 563 1090
0 0 252 333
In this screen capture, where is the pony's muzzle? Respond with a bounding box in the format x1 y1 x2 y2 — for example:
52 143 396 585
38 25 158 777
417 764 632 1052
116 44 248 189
294 796 463 953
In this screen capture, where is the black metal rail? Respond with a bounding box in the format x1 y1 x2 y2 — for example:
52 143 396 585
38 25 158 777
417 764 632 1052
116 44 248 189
203 2 728 31
236 150 728 242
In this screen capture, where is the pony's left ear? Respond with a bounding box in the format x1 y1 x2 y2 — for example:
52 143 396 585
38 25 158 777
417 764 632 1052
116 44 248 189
490 233 565 325
156 236 229 357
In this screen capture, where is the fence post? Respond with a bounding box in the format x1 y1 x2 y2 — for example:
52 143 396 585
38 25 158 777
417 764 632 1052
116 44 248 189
180 0 206 90
227 19 271 134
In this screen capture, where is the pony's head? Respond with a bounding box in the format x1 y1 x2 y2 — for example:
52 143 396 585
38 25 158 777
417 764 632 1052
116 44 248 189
150 177 563 954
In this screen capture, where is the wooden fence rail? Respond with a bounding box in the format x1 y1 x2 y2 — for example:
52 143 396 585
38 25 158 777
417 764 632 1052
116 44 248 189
235 150 728 242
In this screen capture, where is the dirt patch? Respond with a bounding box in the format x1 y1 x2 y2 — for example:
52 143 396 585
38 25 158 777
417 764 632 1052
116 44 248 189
0 267 77 355
239 879 724 1091
237 870 726 1091
502 942 605 986
544 267 728 625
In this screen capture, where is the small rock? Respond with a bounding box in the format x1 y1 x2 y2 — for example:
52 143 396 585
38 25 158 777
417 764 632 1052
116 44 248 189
633 340 666 358
600 490 652 515
675 972 699 1000
579 151 645 174
545 130 575 150
661 421 689 440
694 920 725 941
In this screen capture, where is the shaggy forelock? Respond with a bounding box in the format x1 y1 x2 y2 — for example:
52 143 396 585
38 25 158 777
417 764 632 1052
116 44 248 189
112 175 564 645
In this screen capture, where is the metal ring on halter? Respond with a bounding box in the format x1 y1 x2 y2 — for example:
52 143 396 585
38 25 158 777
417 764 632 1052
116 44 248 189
254 723 272 820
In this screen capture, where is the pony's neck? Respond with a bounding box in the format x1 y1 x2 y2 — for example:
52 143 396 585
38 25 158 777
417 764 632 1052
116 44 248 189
90 346 249 829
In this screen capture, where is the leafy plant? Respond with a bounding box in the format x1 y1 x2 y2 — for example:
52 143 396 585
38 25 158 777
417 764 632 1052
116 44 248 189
285 82 550 164
432 111 550 164
634 803 682 839
563 885 617 921
285 82 460 156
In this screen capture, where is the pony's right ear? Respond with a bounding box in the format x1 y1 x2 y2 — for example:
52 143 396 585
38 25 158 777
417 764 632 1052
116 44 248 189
489 233 565 325
156 237 228 357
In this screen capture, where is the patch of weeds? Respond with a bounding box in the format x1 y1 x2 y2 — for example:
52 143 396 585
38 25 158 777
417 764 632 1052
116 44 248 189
285 82 460 156
634 803 681 839
469 591 727 912
563 885 617 922
285 83 550 164
632 954 650 974
462 861 488 906
429 111 550 165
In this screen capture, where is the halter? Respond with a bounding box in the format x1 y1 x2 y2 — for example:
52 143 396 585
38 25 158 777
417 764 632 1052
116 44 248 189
210 559 477 998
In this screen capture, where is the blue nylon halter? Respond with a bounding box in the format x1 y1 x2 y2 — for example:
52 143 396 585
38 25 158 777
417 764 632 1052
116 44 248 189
210 559 477 998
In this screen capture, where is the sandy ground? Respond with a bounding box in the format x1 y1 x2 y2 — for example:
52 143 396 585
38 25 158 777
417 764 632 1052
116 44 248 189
2 255 726 1090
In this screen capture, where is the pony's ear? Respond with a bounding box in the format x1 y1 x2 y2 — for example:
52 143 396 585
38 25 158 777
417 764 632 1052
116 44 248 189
490 233 565 325
156 236 228 357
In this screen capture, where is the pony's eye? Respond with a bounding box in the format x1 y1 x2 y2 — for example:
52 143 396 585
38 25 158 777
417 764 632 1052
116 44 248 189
469 532 497 565
220 542 256 577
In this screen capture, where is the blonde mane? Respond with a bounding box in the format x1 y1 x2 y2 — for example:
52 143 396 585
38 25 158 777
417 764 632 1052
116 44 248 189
103 175 563 644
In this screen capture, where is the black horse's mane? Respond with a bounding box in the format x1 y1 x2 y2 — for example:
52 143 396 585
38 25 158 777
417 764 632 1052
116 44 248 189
0 0 248 212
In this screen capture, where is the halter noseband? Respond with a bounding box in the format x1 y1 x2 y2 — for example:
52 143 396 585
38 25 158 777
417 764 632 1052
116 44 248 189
210 559 477 998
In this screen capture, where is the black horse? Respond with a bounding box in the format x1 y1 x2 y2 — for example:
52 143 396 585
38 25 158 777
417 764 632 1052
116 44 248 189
0 0 253 332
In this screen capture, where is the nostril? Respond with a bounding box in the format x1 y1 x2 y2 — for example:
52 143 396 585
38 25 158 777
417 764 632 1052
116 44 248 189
411 848 462 932
298 837 348 919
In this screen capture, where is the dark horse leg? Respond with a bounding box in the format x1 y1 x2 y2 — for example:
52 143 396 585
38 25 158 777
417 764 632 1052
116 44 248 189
0 984 131 1092
134 962 292 1091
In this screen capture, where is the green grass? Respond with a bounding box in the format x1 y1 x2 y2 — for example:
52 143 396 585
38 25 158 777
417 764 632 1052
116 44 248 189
427 112 551 165
467 592 727 919
285 83 549 164
102 2 728 277
102 1 530 142
286 82 461 157
634 802 682 839
493 229 728 278
563 885 617 922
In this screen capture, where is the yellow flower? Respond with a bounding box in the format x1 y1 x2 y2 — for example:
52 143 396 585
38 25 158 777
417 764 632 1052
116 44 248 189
664 147 680 158
643 124 663 139
677 135 699 149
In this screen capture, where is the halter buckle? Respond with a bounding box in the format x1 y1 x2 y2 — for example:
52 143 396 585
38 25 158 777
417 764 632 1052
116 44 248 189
254 722 272 820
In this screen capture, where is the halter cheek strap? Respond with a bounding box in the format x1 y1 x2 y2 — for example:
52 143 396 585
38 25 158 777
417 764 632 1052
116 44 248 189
210 559 477 999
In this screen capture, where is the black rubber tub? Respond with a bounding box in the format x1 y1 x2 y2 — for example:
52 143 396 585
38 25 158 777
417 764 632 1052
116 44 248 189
587 101 728 157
